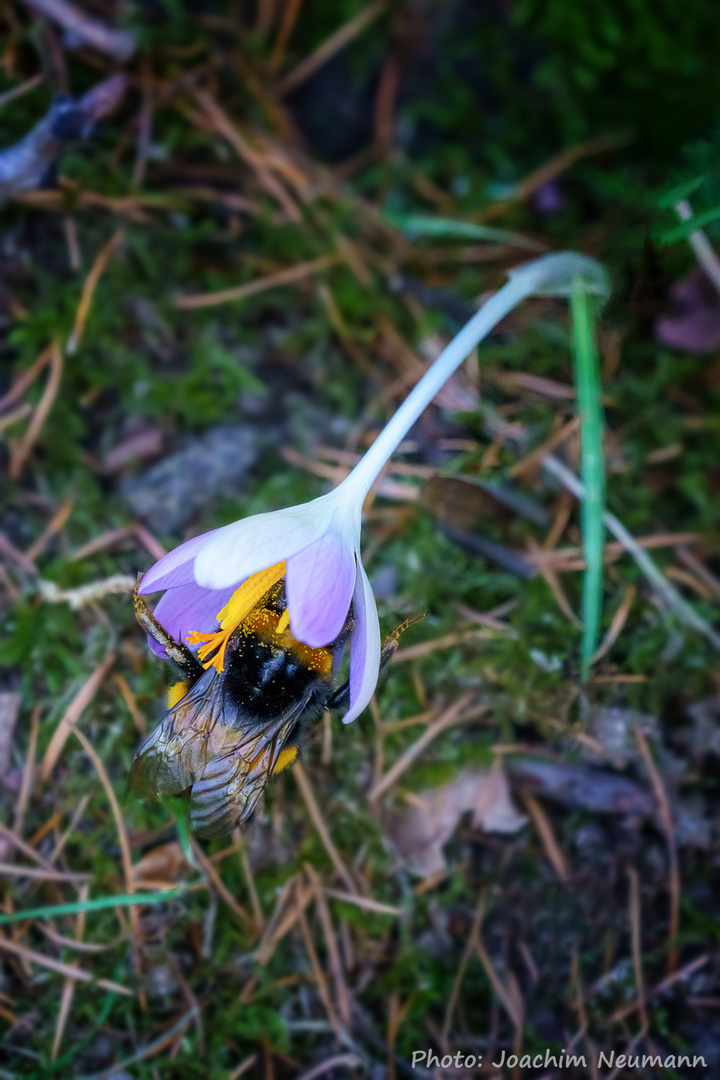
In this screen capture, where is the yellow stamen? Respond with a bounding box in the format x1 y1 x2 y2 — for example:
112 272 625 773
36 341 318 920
167 680 190 708
187 561 286 672
275 608 290 636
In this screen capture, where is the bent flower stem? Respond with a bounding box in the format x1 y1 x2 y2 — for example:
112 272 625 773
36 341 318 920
140 252 610 724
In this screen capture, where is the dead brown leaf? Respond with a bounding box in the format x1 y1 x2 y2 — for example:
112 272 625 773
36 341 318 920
133 842 191 885
389 765 527 877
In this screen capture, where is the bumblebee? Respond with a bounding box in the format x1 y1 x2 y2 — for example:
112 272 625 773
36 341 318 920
131 577 394 838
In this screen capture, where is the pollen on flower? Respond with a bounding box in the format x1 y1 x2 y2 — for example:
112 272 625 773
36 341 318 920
185 560 333 677
242 607 333 674
187 560 286 672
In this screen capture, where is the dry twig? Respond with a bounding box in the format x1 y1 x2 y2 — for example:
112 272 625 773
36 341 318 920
277 1 386 96
0 935 131 996
628 867 649 1033
25 498 74 561
305 864 352 1029
40 651 115 781
368 694 482 801
323 889 403 917
442 891 485 1042
176 254 339 310
67 228 125 354
523 794 569 882
14 706 40 837
635 727 680 973
51 885 88 1060
38 574 136 610
293 763 359 895
190 839 252 929
542 454 720 649
10 339 63 480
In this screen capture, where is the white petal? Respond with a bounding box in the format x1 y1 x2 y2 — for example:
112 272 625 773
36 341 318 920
194 496 337 589
342 560 381 725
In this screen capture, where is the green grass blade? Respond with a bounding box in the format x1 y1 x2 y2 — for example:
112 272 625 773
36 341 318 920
571 283 606 681
0 886 193 926
656 174 704 209
159 793 199 869
657 201 720 244
384 211 545 251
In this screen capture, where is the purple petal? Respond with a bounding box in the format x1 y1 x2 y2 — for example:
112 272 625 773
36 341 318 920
342 561 381 725
285 532 357 649
530 179 564 215
147 580 235 657
655 269 720 353
139 530 216 594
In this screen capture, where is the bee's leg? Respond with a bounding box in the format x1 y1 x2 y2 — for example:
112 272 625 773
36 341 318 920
327 637 398 713
134 576 203 681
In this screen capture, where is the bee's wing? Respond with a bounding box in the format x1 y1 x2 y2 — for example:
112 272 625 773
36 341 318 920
129 667 229 798
190 752 269 838
189 695 312 838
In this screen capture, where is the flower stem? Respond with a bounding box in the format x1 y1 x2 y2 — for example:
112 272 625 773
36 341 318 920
340 252 608 503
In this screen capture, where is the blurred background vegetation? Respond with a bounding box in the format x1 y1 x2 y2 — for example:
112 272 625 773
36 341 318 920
1 0 720 1076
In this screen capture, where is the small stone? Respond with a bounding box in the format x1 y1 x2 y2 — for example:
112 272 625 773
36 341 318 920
121 426 258 532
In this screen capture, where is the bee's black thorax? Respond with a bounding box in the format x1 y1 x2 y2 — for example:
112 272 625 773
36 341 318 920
222 630 333 722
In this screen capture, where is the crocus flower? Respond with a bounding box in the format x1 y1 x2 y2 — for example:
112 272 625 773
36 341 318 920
139 252 609 725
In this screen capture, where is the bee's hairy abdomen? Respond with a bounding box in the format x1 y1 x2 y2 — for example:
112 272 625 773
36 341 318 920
222 628 334 723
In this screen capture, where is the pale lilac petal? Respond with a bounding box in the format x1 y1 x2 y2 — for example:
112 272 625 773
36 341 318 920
531 179 564 215
342 561 381 725
655 269 720 353
194 497 338 589
139 530 216 594
285 532 357 648
148 581 234 657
